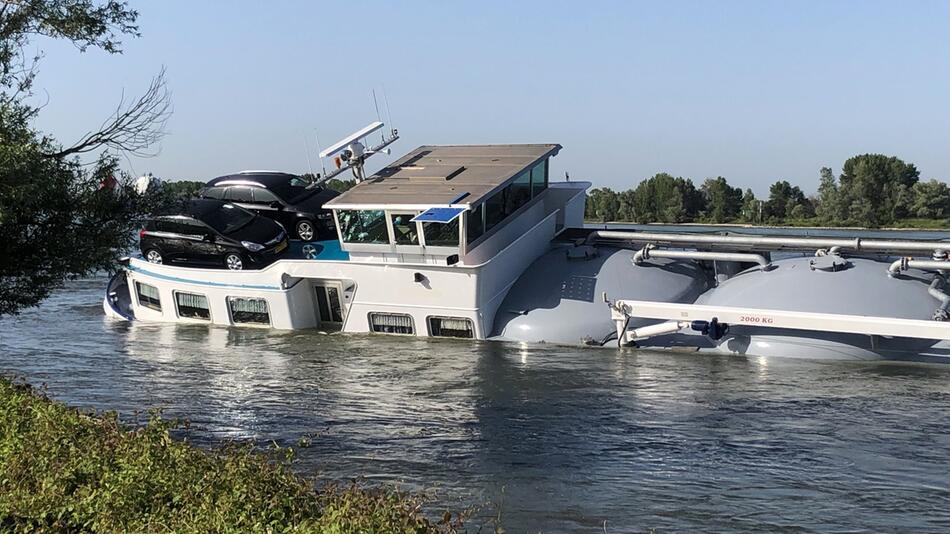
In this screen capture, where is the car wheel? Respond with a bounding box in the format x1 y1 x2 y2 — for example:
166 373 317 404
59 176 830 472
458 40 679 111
296 220 315 242
224 253 244 270
145 249 163 264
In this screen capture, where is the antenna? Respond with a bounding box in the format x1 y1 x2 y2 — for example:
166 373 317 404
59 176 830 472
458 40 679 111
304 137 315 177
313 129 327 177
372 89 385 144
316 121 399 184
381 86 394 133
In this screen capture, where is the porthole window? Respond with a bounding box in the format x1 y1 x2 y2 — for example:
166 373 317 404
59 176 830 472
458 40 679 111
135 281 161 311
427 316 475 338
368 312 414 335
175 291 210 320
227 297 270 325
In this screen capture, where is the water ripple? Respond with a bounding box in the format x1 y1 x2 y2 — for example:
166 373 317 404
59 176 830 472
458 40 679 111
2 276 950 531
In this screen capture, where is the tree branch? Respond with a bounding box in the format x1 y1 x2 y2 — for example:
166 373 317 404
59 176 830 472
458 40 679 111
45 66 171 159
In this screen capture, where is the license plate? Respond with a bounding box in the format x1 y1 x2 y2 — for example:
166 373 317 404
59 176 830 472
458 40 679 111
274 240 288 253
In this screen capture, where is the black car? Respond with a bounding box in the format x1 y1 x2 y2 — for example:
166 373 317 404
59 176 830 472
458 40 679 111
198 172 339 241
139 199 288 270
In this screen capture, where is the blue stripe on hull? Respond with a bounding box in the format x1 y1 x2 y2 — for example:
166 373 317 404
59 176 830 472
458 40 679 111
126 263 283 291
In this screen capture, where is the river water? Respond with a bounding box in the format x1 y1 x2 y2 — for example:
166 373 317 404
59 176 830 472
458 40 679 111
3 275 950 532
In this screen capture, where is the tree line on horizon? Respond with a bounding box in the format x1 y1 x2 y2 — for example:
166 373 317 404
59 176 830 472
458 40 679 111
585 154 950 228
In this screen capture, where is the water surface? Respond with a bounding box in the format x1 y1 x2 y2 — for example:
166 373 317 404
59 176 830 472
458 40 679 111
2 276 950 532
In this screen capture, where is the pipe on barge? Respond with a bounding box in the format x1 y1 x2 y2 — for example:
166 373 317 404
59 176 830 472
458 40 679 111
587 230 950 255
633 246 772 270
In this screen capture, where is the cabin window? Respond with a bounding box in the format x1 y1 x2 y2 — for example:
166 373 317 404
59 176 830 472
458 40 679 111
390 213 419 245
427 316 474 338
466 204 485 243
135 282 161 311
338 209 389 244
422 218 459 247
485 188 507 231
530 159 548 197
174 291 210 320
368 312 414 335
227 297 270 325
507 170 532 213
483 168 540 233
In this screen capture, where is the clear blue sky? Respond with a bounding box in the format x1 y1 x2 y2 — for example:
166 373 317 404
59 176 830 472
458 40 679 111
29 0 950 195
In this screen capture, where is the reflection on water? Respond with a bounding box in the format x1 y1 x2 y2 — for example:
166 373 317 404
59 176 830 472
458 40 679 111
3 276 950 531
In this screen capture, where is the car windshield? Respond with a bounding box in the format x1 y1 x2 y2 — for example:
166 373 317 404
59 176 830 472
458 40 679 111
268 175 312 203
200 203 256 234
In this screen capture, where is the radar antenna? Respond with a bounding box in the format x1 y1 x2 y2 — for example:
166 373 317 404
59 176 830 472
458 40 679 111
316 121 399 184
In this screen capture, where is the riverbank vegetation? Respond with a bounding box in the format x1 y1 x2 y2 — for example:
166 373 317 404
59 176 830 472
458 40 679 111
0 377 464 532
585 154 950 229
0 1 171 316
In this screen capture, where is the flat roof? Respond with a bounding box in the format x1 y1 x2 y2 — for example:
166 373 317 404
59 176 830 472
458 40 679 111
324 144 560 209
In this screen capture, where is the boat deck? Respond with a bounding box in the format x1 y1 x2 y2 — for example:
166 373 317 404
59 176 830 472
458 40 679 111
288 239 350 261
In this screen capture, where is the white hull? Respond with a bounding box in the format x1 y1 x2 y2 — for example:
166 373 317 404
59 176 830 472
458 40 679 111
111 181 589 340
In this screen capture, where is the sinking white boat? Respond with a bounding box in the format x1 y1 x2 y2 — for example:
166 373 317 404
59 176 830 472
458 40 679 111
104 124 950 362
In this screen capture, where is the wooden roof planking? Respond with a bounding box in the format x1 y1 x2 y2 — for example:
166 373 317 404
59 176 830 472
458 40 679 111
324 144 561 209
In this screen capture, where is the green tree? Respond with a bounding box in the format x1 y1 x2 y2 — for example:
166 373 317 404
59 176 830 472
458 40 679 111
585 187 620 222
0 1 167 315
911 179 950 219
763 180 813 222
816 167 843 223
161 179 204 200
700 176 742 223
739 188 761 223
838 154 919 227
631 173 704 223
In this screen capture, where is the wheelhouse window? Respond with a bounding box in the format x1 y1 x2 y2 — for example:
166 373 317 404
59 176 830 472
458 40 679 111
368 312 414 335
469 157 551 244
466 204 485 243
338 210 389 244
175 291 210 320
507 171 532 214
390 213 419 245
135 282 161 311
530 159 548 197
228 297 270 325
422 218 460 247
484 188 507 231
428 316 474 338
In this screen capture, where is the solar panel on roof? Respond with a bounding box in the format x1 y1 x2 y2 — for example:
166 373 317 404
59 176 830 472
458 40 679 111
411 207 465 223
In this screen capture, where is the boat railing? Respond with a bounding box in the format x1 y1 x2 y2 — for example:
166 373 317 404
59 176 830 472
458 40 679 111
586 230 950 256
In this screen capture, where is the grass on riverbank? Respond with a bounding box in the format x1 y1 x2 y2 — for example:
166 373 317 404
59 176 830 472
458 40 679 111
0 377 464 533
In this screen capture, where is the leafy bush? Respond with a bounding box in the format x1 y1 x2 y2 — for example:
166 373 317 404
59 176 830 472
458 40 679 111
0 377 464 533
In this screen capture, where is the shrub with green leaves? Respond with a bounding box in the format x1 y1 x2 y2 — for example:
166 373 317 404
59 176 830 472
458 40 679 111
0 377 464 533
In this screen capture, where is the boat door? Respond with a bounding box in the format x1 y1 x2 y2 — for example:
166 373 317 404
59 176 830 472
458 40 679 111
313 281 345 329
